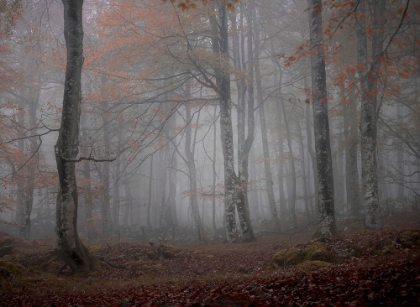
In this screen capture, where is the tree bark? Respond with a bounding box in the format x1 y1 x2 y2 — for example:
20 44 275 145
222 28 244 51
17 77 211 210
147 154 153 229
100 101 113 237
356 0 383 229
308 0 337 237
55 0 102 276
343 85 361 217
297 119 310 222
184 103 206 242
280 99 297 229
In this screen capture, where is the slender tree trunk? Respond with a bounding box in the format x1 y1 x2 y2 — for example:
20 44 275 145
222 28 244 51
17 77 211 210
235 0 256 242
55 0 101 275
212 106 218 234
297 119 310 222
306 102 318 215
343 85 361 217
101 101 113 237
80 110 94 237
256 59 280 231
113 128 122 233
158 144 168 228
280 99 297 229
147 154 153 229
356 0 383 229
308 0 337 237
122 165 132 227
396 104 405 199
214 2 238 242
185 104 206 242
271 66 286 230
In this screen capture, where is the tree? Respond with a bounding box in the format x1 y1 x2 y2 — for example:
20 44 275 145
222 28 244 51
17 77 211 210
356 0 383 230
307 0 337 237
55 0 102 275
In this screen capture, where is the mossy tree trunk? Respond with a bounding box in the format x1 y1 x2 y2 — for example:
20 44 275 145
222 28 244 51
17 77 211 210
55 0 102 276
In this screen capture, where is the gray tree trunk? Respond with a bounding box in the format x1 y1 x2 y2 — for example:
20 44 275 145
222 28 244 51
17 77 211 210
308 0 337 237
215 2 244 242
55 0 101 275
147 154 153 229
306 102 318 215
100 102 113 237
280 99 297 229
343 86 361 217
356 0 383 229
184 102 206 241
255 44 280 231
297 119 310 222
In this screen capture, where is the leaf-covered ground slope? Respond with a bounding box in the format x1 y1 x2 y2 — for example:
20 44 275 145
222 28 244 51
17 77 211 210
1 212 420 306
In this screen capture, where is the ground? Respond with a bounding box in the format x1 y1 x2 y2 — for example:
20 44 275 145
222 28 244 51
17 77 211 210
1 212 420 306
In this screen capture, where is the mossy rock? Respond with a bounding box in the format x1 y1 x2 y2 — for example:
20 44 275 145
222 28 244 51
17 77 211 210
304 242 330 261
297 260 330 268
272 247 305 267
273 241 334 268
0 260 26 277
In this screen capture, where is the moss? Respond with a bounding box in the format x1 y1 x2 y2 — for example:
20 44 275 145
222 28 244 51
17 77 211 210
381 239 398 255
273 240 336 268
0 260 26 277
304 242 330 261
130 260 146 271
272 247 305 267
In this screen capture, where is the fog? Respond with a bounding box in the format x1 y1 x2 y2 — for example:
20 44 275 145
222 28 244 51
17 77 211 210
0 0 419 243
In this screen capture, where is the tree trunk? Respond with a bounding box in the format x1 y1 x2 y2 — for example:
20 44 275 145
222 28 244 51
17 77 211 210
306 102 318 215
55 0 102 276
212 105 218 234
80 109 94 238
356 0 383 229
343 86 361 217
255 45 280 231
100 101 113 237
147 154 153 229
185 104 206 242
297 119 310 222
308 0 337 237
214 2 238 242
280 99 297 229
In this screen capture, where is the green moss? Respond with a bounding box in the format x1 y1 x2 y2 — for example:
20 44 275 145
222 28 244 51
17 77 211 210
304 242 330 261
0 260 26 276
272 248 305 267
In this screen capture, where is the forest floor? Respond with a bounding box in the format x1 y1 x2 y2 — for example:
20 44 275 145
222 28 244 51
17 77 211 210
1 212 420 306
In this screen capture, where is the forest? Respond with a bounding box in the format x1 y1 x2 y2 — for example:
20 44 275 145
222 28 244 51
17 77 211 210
0 0 420 305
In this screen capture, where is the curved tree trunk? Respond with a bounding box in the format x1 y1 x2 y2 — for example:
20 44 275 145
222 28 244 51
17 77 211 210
55 0 102 276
